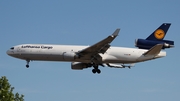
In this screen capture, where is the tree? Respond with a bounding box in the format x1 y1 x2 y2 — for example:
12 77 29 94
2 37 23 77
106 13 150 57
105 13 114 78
0 76 24 101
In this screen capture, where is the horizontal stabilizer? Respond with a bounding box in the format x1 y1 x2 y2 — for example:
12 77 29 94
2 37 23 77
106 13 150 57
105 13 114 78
135 23 174 50
143 44 163 56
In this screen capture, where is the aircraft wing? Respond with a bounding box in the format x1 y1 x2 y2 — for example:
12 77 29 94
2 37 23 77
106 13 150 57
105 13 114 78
78 29 120 59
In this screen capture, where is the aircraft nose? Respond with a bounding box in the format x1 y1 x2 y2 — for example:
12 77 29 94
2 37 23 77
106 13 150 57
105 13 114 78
6 50 14 56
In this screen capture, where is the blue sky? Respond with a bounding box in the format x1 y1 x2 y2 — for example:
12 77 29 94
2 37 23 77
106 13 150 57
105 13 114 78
0 0 179 101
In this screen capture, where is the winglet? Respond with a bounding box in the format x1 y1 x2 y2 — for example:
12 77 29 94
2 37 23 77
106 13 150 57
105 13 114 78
143 44 163 56
112 28 120 37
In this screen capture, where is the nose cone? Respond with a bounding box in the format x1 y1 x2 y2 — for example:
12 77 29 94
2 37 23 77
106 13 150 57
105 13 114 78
6 50 14 56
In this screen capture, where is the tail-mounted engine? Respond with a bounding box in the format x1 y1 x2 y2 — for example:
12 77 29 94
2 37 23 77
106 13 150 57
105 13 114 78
135 39 174 49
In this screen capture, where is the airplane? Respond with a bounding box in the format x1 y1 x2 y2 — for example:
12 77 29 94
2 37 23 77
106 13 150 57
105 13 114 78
135 23 174 49
7 28 169 74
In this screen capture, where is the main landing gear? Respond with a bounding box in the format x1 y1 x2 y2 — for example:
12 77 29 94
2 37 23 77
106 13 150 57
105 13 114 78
26 60 30 68
92 65 101 74
92 69 101 74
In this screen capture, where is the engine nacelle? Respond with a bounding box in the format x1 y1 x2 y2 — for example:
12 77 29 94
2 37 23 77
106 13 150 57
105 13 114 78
135 39 174 49
71 62 88 70
63 52 79 61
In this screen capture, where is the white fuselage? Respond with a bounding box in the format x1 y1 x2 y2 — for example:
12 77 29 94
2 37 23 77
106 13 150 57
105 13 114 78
6 44 166 64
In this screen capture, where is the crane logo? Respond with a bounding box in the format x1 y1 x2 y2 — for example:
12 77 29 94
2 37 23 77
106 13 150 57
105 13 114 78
154 29 165 39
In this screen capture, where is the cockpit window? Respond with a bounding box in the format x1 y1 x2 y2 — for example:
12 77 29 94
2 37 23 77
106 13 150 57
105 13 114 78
10 47 14 50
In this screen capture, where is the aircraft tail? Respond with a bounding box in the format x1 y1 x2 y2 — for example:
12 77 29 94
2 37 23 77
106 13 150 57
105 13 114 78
135 23 174 49
146 23 171 40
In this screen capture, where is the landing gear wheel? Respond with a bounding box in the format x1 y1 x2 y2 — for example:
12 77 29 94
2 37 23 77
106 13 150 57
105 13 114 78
92 69 101 74
26 60 30 68
96 69 101 74
26 65 29 68
92 64 102 74
92 69 96 74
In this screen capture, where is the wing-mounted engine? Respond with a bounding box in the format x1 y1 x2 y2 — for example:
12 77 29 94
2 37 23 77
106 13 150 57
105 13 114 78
63 52 79 61
71 62 89 70
135 39 174 49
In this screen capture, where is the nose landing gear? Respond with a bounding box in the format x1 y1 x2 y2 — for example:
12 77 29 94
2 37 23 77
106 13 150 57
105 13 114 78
26 60 30 68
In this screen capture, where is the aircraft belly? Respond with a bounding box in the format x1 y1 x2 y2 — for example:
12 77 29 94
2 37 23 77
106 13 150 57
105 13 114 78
102 54 137 63
103 49 141 63
14 49 65 61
